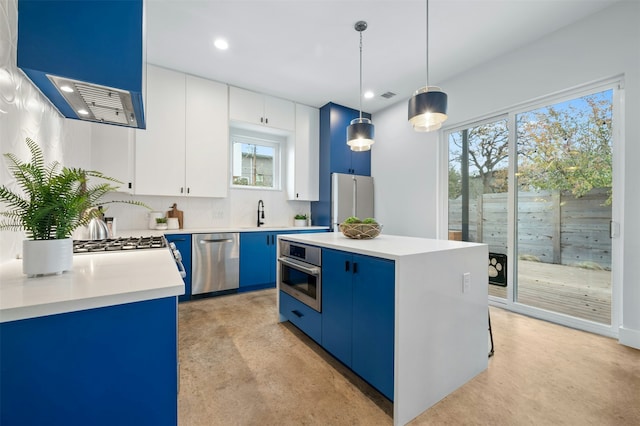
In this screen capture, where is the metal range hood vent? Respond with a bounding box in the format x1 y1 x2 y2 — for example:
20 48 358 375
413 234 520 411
17 0 146 129
48 75 138 127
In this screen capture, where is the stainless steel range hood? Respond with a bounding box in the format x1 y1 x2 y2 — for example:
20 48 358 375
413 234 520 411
17 0 146 129
48 75 139 127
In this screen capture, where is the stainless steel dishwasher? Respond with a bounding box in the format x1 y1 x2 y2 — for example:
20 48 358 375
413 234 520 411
192 233 240 295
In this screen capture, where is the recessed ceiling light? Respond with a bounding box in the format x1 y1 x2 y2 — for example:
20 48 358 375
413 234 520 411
364 91 374 99
77 109 89 115
60 85 74 93
214 38 229 50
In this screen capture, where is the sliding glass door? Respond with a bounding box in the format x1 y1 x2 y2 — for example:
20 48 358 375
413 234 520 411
515 89 613 324
448 118 509 301
447 83 619 332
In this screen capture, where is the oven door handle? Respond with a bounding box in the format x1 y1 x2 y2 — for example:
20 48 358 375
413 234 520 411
278 257 321 276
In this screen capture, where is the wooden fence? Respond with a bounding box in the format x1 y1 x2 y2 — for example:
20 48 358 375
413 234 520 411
449 188 611 269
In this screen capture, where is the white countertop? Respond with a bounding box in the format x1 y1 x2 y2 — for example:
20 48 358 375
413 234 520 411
122 225 329 237
277 232 485 260
0 249 184 323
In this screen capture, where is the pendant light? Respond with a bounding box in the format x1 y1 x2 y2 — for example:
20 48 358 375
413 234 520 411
347 20 375 152
408 0 448 132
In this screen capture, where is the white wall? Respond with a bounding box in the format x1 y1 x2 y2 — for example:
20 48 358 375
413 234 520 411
0 0 93 262
372 1 640 348
371 104 439 238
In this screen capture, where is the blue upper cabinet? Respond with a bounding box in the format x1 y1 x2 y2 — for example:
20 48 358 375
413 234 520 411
312 102 372 227
17 0 145 128
321 102 372 176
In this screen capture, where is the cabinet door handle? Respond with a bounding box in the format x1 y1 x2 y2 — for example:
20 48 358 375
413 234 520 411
171 238 187 242
187 187 190 194
266 235 270 245
291 310 303 318
260 117 264 123
353 262 358 274
271 235 275 245
180 187 184 194
345 260 350 272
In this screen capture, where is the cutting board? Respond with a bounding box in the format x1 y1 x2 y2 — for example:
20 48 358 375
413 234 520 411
167 203 184 229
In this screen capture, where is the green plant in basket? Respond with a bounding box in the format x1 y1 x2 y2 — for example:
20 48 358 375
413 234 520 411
344 216 361 224
362 218 378 224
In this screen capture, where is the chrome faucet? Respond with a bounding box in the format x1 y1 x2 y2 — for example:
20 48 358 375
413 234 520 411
257 200 265 227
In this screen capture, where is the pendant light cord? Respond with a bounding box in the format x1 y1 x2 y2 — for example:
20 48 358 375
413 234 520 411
425 0 429 89
359 28 363 119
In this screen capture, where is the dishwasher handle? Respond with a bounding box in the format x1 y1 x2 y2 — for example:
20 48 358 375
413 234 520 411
278 257 321 276
199 238 233 244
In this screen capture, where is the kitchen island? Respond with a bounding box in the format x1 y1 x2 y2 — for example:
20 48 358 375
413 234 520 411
277 232 488 426
0 249 184 426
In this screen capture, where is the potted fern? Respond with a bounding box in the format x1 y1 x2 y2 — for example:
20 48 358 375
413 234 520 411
0 138 146 276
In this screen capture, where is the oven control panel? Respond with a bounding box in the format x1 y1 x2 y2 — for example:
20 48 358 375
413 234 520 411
280 240 321 267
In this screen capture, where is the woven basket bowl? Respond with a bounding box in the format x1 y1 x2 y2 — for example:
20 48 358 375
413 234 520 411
339 223 382 239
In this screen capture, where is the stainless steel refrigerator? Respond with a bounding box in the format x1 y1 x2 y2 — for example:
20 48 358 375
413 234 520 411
331 173 374 230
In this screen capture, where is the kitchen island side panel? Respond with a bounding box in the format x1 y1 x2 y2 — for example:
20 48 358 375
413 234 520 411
0 297 178 426
394 245 488 426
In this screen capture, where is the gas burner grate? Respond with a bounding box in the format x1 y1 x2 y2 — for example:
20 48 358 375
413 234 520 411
73 236 167 253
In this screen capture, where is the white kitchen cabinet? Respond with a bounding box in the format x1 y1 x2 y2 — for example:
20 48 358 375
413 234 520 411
135 65 228 197
135 65 186 196
287 103 319 201
91 124 134 194
185 75 228 198
229 86 295 131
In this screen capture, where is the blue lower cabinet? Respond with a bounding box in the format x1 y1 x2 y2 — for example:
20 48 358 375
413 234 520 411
165 233 192 302
321 248 395 401
239 232 278 291
279 291 322 344
239 230 325 292
352 254 395 401
0 297 178 426
321 248 353 366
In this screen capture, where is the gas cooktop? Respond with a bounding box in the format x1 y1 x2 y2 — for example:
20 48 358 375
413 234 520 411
73 236 167 253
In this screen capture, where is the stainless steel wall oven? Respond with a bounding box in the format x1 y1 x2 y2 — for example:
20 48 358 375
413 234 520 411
278 240 321 312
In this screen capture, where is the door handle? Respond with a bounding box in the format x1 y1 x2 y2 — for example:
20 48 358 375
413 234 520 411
291 310 303 318
353 262 358 274
278 257 320 276
345 260 350 272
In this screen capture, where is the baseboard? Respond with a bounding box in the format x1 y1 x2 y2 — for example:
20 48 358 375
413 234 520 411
618 326 640 350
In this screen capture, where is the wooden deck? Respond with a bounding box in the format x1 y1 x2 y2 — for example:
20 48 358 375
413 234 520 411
489 260 611 324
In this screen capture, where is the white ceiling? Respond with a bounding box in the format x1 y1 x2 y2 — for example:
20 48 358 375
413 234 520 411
146 0 620 114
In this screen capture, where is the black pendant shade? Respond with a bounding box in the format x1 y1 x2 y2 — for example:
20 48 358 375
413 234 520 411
408 0 448 132
408 86 448 132
346 117 375 152
346 20 374 152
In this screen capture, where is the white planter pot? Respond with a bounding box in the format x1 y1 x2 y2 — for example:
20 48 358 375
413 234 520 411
294 219 307 227
22 238 73 277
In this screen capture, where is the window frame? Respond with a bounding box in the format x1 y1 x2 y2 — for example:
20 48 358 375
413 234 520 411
229 128 283 191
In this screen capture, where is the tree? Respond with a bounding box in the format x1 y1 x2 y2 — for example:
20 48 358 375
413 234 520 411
516 92 612 202
449 119 509 196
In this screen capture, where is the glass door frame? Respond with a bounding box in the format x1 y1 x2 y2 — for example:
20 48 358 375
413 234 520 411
439 78 624 339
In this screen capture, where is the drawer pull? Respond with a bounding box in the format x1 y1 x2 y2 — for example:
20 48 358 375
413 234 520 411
291 310 303 318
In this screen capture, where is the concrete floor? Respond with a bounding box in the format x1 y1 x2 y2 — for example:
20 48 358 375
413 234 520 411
178 289 640 425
